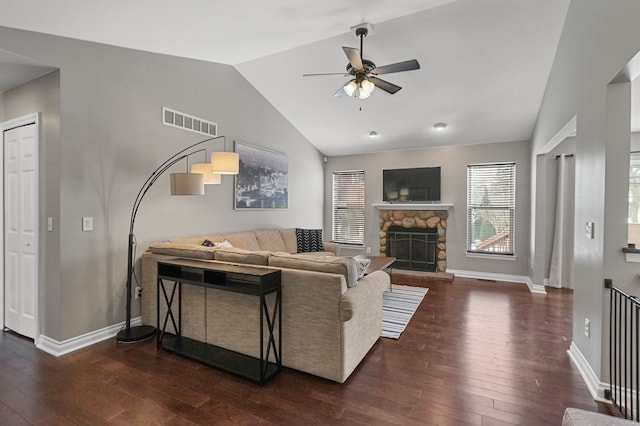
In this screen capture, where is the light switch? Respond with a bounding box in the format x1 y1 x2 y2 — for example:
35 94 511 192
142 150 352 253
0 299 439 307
585 221 594 239
82 216 94 231
47 217 53 232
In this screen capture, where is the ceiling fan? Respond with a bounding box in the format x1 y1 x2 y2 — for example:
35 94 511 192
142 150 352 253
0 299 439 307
303 25 420 99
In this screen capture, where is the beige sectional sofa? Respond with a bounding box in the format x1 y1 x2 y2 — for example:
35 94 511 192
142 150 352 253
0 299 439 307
562 408 635 425
140 228 390 383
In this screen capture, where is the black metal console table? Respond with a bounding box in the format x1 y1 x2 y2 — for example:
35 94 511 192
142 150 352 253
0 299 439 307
156 259 282 383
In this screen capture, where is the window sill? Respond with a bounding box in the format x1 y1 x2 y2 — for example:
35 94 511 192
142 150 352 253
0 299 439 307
622 247 640 263
466 252 516 261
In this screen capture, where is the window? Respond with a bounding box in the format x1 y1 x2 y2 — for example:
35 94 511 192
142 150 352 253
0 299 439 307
628 154 640 245
332 170 365 245
467 163 516 255
629 153 640 224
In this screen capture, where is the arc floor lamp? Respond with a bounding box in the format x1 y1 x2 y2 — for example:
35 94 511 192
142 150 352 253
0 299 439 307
116 135 239 343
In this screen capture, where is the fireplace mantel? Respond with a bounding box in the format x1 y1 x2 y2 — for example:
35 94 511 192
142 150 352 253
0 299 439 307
372 203 453 211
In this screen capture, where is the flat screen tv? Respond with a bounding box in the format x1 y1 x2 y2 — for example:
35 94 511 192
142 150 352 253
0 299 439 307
383 167 441 203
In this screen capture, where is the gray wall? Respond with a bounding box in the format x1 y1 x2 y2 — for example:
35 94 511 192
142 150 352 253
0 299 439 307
324 139 531 276
0 27 324 341
530 0 640 383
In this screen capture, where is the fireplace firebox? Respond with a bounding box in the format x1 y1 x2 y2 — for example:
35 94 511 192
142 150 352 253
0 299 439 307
386 226 438 271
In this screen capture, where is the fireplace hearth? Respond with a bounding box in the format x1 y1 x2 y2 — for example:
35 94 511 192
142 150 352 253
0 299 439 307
386 226 438 271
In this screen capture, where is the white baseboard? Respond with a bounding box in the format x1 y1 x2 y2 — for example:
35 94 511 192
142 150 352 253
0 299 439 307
567 341 610 403
448 269 547 294
36 316 143 357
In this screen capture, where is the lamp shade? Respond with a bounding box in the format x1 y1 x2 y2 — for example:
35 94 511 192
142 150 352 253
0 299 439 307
211 151 239 175
343 80 358 97
170 173 204 195
360 78 375 95
357 89 371 99
190 163 222 185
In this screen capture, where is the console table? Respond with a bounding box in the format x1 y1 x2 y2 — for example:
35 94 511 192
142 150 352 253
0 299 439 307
156 260 282 383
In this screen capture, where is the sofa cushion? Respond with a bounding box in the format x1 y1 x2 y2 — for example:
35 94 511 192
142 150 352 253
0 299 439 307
169 235 226 245
254 229 287 252
291 251 336 257
221 232 261 251
279 228 299 253
269 253 359 287
213 248 271 265
296 228 324 253
148 242 216 260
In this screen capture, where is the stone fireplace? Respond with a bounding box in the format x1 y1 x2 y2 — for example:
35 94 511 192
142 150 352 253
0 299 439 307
377 207 449 272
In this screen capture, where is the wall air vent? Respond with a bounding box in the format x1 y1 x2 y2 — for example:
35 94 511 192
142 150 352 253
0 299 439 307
162 107 217 137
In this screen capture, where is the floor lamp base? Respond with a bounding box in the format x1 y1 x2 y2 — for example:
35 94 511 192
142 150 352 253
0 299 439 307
116 325 156 343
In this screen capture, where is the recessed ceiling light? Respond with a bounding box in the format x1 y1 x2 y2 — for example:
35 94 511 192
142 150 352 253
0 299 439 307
433 122 448 131
368 130 379 138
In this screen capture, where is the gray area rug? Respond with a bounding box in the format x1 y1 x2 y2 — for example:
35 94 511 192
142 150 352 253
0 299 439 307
382 284 428 339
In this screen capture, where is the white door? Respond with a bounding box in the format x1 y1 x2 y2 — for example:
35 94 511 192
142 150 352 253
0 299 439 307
4 122 38 339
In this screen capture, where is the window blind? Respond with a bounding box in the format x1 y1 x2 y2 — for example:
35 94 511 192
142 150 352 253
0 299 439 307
332 170 365 245
466 163 516 255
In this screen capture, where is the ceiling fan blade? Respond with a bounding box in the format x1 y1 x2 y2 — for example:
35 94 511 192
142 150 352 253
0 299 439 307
369 77 402 94
303 72 350 77
334 86 347 97
342 47 364 71
372 59 420 75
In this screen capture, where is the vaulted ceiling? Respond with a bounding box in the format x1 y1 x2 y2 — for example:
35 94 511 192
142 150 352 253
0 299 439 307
0 0 578 155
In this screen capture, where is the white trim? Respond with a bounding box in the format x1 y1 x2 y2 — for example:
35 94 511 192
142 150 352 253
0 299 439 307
372 203 452 210
567 342 610 403
624 252 640 263
448 269 547 294
36 316 142 357
465 252 516 261
537 115 577 155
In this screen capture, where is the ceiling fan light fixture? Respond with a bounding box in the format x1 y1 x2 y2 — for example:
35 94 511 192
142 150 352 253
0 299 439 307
360 78 375 95
343 80 358 97
357 88 370 99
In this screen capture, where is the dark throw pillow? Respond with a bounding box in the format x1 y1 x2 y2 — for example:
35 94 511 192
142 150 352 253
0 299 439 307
296 228 324 253
202 239 214 247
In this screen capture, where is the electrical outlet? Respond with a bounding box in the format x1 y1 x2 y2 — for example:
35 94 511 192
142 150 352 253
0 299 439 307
366 246 372 254
135 286 142 299
584 318 590 338
82 216 93 231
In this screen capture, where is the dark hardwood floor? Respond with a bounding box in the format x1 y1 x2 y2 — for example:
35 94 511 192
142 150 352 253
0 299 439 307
0 275 614 425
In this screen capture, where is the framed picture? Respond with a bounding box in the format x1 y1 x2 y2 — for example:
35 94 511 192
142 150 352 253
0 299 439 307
234 141 288 209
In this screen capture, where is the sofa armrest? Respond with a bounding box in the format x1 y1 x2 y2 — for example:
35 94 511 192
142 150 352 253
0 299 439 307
563 408 636 425
322 241 339 255
340 270 390 322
